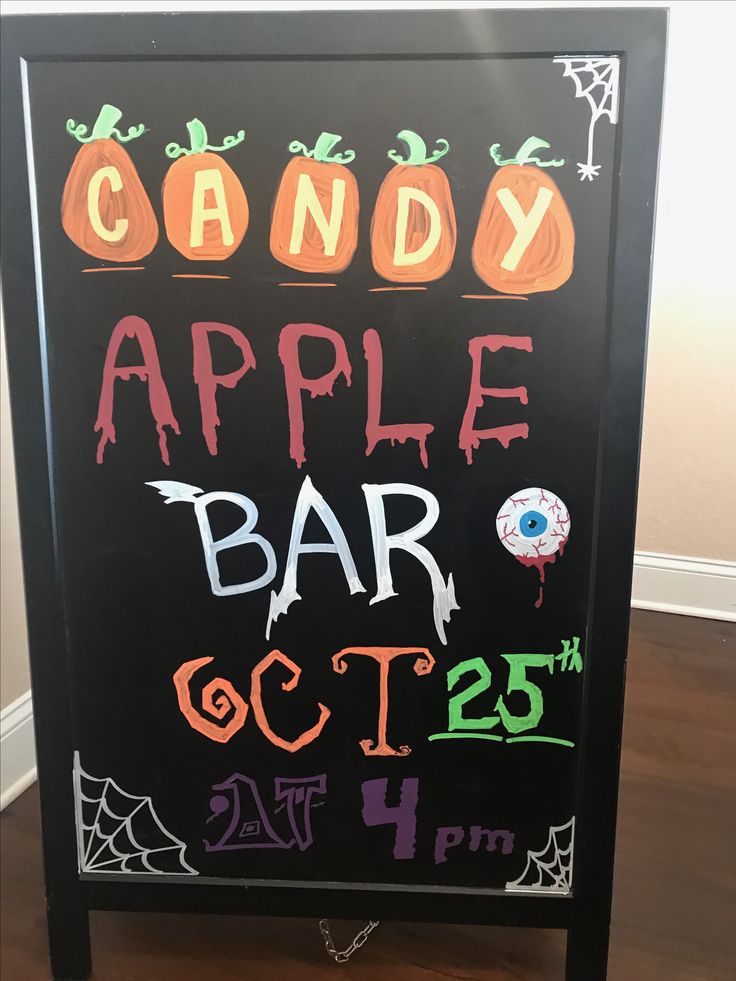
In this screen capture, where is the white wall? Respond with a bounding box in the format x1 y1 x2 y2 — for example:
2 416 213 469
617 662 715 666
1 313 36 809
635 2 736 562
1 314 31 711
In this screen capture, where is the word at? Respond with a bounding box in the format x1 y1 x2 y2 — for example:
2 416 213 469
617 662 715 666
204 772 326 852
96 316 533 469
362 777 514 865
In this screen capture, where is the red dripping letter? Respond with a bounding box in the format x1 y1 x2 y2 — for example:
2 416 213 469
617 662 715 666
363 328 434 468
94 315 179 465
192 322 256 455
458 335 533 464
278 323 352 468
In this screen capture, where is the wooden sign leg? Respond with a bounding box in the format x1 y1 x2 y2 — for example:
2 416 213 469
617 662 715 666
48 899 91 981
565 919 610 981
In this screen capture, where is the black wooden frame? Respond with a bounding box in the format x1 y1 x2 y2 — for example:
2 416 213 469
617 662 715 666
0 9 666 980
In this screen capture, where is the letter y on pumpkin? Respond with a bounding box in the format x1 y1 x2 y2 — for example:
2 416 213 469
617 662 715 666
496 186 554 271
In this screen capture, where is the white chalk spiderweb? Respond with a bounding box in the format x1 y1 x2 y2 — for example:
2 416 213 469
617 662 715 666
73 752 197 875
554 57 619 181
505 817 574 893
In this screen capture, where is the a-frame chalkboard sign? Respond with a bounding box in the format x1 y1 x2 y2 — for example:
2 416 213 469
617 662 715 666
1 8 666 980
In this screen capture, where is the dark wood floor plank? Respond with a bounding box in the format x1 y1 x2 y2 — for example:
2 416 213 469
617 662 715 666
2 610 734 979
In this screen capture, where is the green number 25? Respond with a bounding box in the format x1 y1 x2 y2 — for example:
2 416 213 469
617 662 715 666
495 653 555 734
446 653 556 736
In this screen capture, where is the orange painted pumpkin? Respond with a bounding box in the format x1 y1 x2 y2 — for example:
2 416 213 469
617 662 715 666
61 104 158 262
370 130 456 283
472 137 574 294
162 119 248 261
270 132 359 274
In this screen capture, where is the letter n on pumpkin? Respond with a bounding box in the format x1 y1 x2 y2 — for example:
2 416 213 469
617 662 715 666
269 135 359 274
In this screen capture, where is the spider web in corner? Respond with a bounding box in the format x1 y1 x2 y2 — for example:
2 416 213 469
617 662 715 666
505 817 575 894
73 752 198 875
554 57 620 181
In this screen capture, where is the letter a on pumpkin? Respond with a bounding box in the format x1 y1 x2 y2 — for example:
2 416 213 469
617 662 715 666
162 118 248 260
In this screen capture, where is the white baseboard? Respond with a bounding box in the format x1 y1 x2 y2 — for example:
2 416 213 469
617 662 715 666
0 689 36 811
632 551 736 621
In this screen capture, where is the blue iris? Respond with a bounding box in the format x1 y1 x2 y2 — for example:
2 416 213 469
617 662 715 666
520 510 548 537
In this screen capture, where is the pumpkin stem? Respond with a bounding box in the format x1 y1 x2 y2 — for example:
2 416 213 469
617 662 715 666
288 132 355 164
164 118 245 159
185 118 210 154
388 130 450 166
490 136 565 168
66 103 148 144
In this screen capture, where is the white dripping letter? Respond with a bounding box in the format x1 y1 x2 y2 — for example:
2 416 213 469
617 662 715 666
266 475 366 638
146 481 276 596
362 482 459 645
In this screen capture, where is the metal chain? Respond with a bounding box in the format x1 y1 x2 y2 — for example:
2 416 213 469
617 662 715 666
318 918 380 963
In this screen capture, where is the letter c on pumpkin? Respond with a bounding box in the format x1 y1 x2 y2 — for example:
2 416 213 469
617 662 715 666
87 166 128 242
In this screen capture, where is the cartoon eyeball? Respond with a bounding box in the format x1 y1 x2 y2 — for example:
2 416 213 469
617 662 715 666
496 487 570 561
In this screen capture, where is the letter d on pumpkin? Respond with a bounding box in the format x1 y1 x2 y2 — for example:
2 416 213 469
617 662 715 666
371 130 456 283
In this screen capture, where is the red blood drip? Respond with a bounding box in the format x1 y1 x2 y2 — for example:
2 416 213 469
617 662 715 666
514 541 568 608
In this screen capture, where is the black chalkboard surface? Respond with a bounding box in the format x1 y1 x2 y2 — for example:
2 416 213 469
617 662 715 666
0 9 666 981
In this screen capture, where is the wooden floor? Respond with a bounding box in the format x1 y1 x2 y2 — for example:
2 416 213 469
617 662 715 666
1 610 734 980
